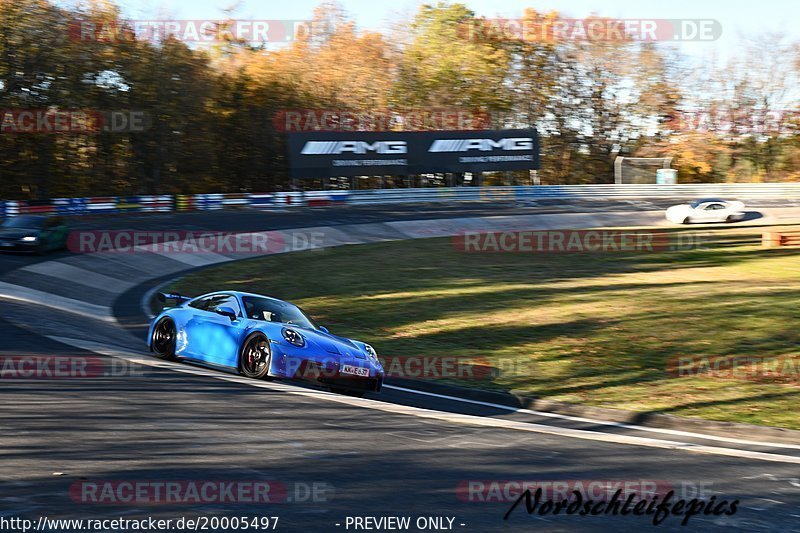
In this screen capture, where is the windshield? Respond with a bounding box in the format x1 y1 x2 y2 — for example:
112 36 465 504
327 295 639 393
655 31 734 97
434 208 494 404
241 296 318 330
691 199 725 209
2 216 45 229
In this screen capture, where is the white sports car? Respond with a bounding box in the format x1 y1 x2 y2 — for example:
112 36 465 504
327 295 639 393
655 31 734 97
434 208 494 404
665 198 746 224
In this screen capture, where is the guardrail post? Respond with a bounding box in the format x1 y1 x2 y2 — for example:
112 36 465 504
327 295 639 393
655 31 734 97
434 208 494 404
762 232 781 248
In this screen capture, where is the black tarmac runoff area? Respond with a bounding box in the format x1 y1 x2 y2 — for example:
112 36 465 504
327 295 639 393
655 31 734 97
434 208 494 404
1 201 799 533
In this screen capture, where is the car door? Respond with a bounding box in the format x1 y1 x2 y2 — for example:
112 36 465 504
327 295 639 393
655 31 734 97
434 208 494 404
182 295 218 359
703 203 728 222
190 294 244 367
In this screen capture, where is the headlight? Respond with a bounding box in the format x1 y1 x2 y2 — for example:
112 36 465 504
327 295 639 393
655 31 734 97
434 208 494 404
282 328 305 347
364 343 378 361
21 236 37 242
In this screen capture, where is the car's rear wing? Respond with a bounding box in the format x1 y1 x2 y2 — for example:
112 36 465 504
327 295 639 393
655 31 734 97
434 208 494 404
157 292 191 304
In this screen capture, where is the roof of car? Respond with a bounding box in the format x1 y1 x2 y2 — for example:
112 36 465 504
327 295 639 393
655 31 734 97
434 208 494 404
690 198 730 208
695 198 728 203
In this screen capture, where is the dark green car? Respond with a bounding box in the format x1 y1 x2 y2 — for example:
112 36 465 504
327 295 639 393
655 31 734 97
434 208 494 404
0 215 69 254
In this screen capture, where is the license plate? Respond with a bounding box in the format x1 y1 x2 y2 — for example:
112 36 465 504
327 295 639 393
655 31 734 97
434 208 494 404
341 364 369 377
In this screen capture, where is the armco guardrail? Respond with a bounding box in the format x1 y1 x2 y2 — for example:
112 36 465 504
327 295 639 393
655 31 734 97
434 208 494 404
260 183 800 206
513 183 800 199
3 183 800 218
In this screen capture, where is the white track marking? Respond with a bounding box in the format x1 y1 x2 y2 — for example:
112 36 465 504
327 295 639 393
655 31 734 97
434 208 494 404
149 251 232 267
21 262 133 291
384 385 800 451
47 335 800 465
0 282 116 323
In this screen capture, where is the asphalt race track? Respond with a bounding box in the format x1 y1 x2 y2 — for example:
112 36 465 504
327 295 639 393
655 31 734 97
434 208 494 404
2 200 800 533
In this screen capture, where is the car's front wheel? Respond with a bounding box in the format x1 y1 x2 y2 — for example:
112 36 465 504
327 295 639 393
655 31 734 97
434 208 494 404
683 216 692 224
239 333 272 379
151 318 177 360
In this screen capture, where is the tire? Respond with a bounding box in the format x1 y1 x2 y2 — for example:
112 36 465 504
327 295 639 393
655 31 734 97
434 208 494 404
726 215 735 223
683 217 692 225
239 333 272 379
151 318 177 360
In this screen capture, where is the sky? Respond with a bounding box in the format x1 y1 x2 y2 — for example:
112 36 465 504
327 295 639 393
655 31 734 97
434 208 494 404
107 0 800 61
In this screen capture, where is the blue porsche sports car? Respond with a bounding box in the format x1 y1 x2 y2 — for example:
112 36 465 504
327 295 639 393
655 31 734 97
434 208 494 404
147 291 384 396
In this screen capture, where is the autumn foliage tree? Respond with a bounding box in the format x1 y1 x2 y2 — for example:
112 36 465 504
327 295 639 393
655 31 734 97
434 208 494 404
0 0 797 199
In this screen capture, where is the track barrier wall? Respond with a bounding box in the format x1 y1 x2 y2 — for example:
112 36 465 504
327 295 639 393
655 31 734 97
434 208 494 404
3 184 800 218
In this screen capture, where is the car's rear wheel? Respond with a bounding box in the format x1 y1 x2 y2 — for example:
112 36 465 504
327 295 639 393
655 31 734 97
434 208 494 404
151 318 177 360
239 333 272 379
726 215 736 223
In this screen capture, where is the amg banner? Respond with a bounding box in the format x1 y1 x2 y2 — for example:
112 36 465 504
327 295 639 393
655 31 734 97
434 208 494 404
287 129 539 178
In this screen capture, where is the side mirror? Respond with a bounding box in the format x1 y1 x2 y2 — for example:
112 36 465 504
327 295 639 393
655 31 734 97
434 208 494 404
319 325 329 334
216 306 237 321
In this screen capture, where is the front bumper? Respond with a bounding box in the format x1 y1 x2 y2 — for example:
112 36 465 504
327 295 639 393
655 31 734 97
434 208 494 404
0 239 38 252
282 356 383 393
303 360 383 392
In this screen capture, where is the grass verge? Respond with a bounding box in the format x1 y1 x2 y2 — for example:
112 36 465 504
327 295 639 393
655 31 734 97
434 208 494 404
167 226 800 429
